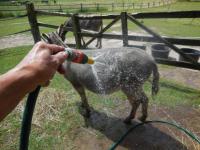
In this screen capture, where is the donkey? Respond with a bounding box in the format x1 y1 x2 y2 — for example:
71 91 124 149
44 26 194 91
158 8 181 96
58 18 103 48
62 48 159 124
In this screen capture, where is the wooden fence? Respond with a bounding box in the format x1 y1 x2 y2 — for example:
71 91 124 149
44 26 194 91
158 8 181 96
26 3 200 70
0 0 176 12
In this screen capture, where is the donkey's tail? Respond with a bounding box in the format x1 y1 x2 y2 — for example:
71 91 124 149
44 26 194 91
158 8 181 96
152 63 159 96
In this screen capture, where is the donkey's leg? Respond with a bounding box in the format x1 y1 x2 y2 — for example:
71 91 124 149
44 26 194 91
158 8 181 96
138 91 149 122
96 37 102 49
72 83 91 117
124 97 140 124
122 87 140 124
81 37 86 48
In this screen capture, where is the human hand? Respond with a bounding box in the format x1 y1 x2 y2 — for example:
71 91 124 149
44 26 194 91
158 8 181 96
14 41 67 87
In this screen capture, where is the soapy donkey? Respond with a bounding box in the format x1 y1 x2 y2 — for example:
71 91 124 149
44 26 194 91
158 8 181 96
45 32 159 124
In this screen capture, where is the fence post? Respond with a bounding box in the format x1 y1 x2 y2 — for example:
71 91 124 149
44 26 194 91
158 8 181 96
59 4 62 12
96 3 99 11
112 3 114 11
80 3 83 12
72 14 82 49
26 3 41 43
121 12 128 46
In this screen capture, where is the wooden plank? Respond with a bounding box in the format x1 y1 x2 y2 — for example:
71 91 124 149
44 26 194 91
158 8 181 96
127 14 200 68
72 14 82 49
84 16 121 47
78 14 119 19
37 22 75 32
35 10 73 17
7 29 31 36
132 11 200 19
37 22 59 29
80 33 200 46
26 3 41 43
155 58 200 71
35 10 200 19
121 12 128 46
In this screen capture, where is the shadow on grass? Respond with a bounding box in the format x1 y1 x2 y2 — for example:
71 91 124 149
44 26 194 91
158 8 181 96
77 103 187 150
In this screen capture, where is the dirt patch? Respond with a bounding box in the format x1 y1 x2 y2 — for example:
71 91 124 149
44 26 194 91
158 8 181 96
159 66 200 89
74 103 200 150
0 33 33 50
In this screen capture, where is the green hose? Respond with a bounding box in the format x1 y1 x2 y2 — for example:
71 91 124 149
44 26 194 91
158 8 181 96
19 88 200 150
19 86 41 150
109 120 200 150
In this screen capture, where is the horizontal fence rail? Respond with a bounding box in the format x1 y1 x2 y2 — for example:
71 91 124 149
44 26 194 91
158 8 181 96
80 33 200 46
34 10 200 19
131 11 200 19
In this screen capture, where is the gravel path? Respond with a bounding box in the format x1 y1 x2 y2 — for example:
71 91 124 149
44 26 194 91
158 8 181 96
0 33 33 50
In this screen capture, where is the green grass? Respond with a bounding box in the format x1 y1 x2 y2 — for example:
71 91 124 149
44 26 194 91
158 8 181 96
0 1 200 38
56 0 156 3
0 46 200 149
127 18 200 37
0 45 31 73
0 15 69 37
142 1 200 12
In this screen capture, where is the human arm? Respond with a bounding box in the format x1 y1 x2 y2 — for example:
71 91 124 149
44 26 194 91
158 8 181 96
0 42 67 121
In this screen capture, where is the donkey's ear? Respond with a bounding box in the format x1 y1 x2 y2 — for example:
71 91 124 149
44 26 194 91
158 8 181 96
41 33 52 44
57 24 64 37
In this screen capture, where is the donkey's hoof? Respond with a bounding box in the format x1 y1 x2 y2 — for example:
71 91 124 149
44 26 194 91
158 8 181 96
138 116 147 122
83 109 91 118
123 118 132 124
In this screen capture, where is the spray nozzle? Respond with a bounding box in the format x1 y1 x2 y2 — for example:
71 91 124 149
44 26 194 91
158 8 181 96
65 48 94 64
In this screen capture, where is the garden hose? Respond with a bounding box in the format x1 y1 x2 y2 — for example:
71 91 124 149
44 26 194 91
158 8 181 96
19 49 94 150
19 86 41 150
20 92 200 150
109 120 200 150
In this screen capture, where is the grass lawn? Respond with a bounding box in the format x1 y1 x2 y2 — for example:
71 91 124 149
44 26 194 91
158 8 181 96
0 1 200 38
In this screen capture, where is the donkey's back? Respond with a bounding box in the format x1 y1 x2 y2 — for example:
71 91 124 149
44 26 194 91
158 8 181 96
64 48 157 94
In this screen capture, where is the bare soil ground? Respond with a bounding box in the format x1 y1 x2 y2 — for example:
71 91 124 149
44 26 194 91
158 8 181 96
0 33 33 50
74 103 200 150
1 34 200 149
